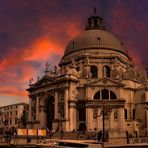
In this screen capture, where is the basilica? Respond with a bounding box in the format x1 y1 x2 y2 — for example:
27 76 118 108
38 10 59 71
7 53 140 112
27 13 148 138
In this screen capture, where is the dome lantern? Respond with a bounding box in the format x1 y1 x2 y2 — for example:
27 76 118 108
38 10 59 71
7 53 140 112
85 8 105 30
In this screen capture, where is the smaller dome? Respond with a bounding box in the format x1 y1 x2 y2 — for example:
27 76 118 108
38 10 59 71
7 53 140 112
64 29 127 56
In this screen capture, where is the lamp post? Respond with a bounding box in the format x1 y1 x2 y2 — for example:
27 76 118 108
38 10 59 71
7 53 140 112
93 101 112 142
101 102 112 142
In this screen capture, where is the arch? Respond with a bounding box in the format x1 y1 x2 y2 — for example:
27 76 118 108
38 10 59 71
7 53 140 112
110 91 117 99
46 96 55 130
94 91 101 99
102 65 111 78
90 66 98 78
102 89 109 100
94 89 117 100
124 108 127 119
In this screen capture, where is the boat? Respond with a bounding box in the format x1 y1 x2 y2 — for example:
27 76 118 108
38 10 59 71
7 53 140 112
37 139 104 148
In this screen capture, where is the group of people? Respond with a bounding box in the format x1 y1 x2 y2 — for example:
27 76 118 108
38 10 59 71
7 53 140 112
46 128 64 139
2 127 17 143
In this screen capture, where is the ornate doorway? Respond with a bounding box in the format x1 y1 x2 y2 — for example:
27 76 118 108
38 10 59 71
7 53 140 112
46 96 55 130
78 103 86 131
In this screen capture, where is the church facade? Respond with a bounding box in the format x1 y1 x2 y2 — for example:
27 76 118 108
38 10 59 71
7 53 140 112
27 14 148 137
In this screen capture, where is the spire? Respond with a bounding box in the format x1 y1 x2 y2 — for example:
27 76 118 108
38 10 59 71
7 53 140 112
85 8 105 30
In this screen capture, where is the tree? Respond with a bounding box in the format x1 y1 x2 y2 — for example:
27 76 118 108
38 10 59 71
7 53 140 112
20 106 28 127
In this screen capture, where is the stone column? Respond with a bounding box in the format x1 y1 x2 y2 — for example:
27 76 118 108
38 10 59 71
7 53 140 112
69 102 76 131
64 88 69 119
145 90 148 102
39 106 46 128
64 88 69 131
36 96 39 121
118 108 124 130
54 91 58 119
86 107 93 131
109 110 114 130
28 95 32 121
97 108 102 130
146 110 148 132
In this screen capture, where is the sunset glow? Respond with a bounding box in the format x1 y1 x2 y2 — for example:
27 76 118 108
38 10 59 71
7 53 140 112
0 0 148 105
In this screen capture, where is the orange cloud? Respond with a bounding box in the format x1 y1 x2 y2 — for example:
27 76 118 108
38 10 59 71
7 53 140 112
23 37 63 61
0 85 27 97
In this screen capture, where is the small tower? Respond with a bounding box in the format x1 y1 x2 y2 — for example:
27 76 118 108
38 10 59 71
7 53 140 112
85 8 105 30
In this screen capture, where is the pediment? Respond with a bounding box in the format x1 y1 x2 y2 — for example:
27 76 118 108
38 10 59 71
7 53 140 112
85 78 125 87
29 76 57 89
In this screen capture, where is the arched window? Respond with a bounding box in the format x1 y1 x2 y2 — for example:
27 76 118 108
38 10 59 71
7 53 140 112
102 89 109 100
94 89 117 100
102 65 111 78
110 91 117 99
90 66 98 78
124 109 128 119
94 91 100 99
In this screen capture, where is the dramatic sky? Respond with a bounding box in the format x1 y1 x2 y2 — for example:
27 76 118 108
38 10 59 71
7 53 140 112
0 0 148 106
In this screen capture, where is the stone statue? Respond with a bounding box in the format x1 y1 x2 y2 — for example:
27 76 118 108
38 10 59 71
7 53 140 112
53 65 60 76
84 66 92 78
111 64 123 81
85 56 89 65
45 62 50 75
29 78 34 85
45 62 50 71
49 70 54 77
71 58 76 68
103 66 107 78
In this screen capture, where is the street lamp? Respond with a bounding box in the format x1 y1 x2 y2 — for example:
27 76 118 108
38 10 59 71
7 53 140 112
100 102 112 142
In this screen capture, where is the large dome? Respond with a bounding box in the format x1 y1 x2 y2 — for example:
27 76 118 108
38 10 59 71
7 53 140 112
64 29 127 56
64 15 128 57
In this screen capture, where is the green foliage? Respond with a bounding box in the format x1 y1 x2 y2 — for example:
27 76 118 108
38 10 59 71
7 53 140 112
20 106 28 127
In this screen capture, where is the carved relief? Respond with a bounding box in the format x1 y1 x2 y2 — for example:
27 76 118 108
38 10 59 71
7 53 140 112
111 63 123 81
122 65 147 83
64 59 80 78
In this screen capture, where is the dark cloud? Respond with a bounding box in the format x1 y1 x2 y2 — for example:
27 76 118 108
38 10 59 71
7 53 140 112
0 0 148 105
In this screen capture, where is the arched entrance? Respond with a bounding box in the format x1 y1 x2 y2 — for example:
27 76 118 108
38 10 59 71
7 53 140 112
46 96 55 130
78 107 86 131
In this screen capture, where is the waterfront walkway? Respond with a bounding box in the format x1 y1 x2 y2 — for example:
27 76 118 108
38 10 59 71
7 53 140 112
0 132 147 148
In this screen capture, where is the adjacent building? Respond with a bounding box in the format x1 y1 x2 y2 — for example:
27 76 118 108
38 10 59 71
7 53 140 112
27 13 148 138
0 103 28 128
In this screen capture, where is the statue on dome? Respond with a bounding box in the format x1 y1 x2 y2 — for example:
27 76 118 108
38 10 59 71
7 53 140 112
102 66 107 78
84 66 92 78
85 56 90 65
